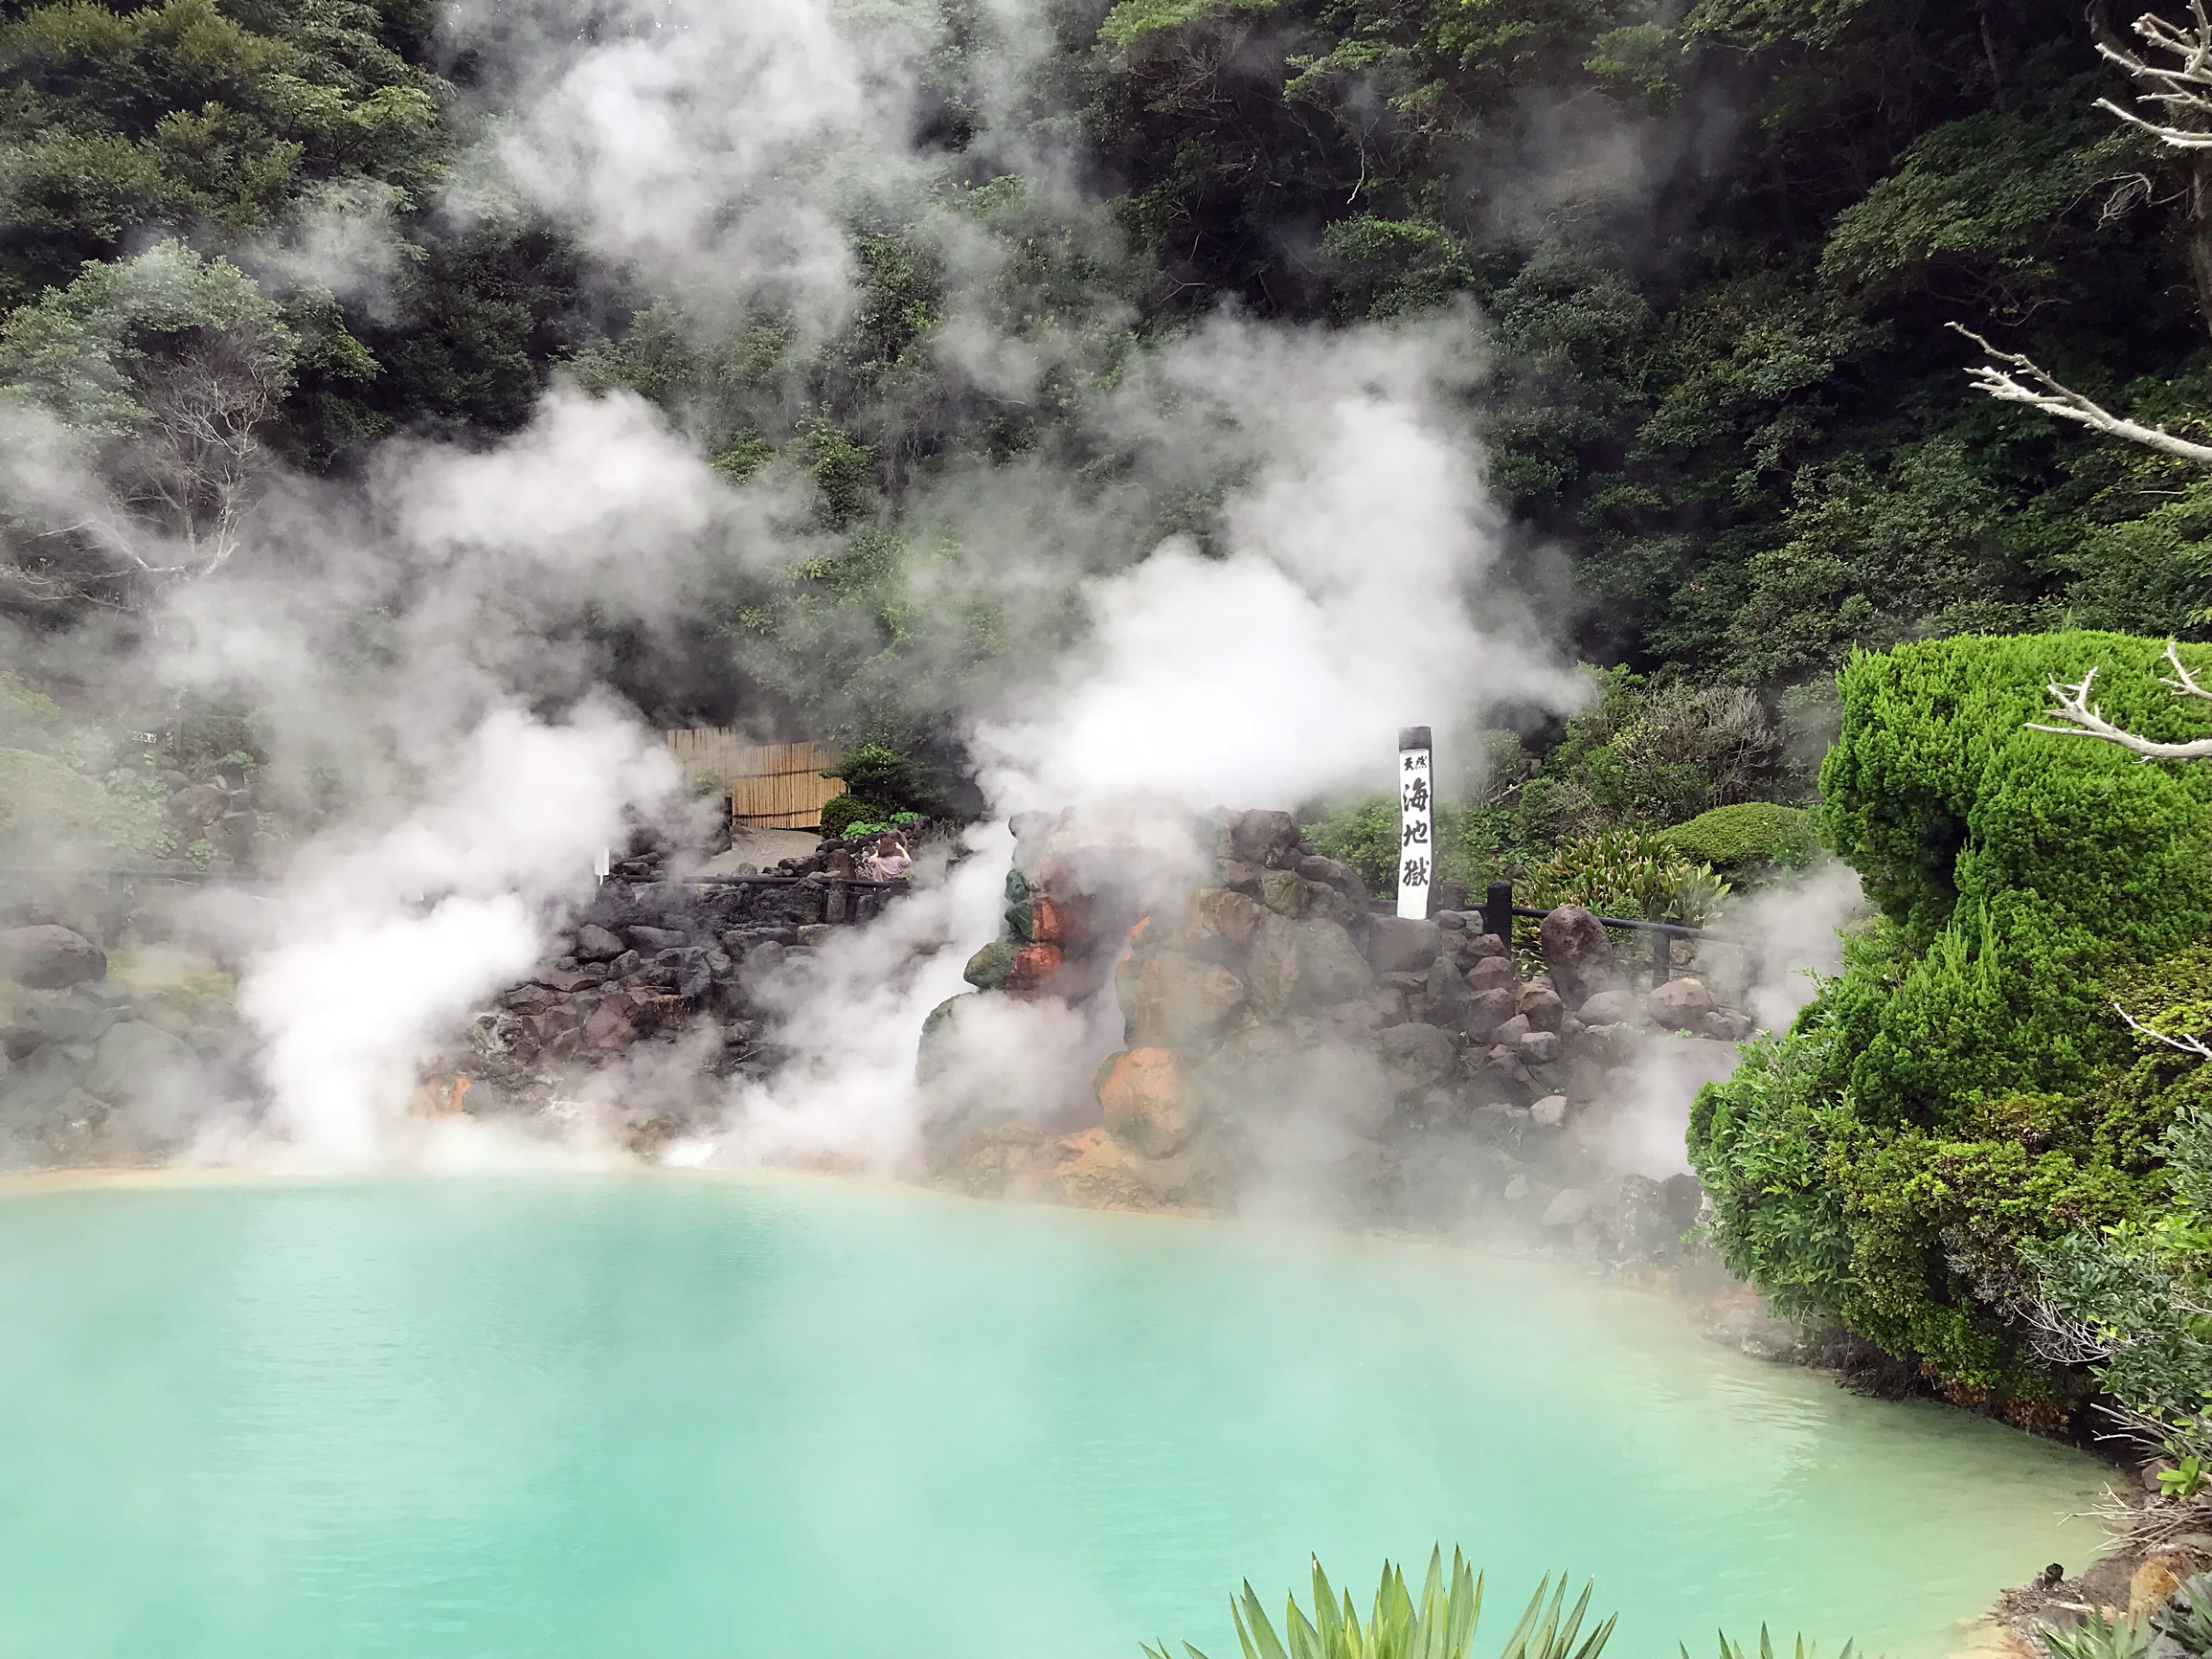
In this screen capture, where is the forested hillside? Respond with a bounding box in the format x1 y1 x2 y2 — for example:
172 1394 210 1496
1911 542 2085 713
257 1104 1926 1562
5 0 2208 727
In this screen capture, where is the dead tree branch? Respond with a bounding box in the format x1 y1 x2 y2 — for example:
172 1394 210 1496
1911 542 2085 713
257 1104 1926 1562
2027 656 2212 757
1949 324 2212 466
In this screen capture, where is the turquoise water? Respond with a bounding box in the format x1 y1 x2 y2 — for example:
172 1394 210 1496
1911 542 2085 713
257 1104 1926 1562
0 1176 2108 1659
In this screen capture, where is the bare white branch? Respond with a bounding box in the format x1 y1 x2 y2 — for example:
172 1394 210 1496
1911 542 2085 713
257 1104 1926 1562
1950 324 2212 466
2116 998 2212 1059
2098 3 2212 147
2027 662 2212 757
2161 638 2212 700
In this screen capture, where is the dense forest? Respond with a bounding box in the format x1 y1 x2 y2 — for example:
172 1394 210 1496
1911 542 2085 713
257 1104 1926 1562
7 0 2211 726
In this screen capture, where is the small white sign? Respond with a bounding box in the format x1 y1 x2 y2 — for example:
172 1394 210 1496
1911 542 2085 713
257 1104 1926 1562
1397 731 1433 921
594 847 612 882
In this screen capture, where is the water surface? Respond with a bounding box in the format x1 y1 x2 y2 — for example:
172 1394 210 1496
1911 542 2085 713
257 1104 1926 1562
0 1175 2108 1658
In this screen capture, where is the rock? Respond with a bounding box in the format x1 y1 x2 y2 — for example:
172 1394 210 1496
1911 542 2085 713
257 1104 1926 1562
1699 1010 1755 1042
1296 854 1356 893
1013 1126 1165 1210
628 925 688 953
1005 943 1064 993
1366 987 1410 1026
1462 931 1508 961
1518 1029 1562 1066
170 781 228 828
1227 809 1301 869
581 991 647 1050
1514 983 1564 1033
743 940 786 978
1123 951 1246 1046
502 985 557 1015
1298 919 1374 1005
533 967 595 994
1464 987 1516 1041
2132 1557 2194 1619
0 926 106 989
1465 954 1517 994
1542 1188 1591 1227
963 938 1018 991
1530 1094 1569 1128
82 1020 191 1103
1503 1174 1530 1201
1494 1013 1530 1046
1096 1047 1193 1157
795 924 838 948
1258 868 1317 917
1366 916 1441 975
1378 1022 1456 1092
1187 887 1264 957
1577 986 1637 1025
575 925 627 963
1646 976 1717 1031
1538 906 1625 1012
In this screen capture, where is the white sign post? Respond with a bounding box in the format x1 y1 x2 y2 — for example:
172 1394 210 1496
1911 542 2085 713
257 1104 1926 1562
1396 725 1433 921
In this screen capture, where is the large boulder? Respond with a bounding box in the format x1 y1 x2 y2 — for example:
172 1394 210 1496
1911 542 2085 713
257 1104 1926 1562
1227 809 1301 869
1465 953 1516 994
0 926 105 989
1464 986 1516 1041
1096 1047 1194 1157
1514 983 1564 1033
1298 919 1374 1006
1538 906 1624 1011
1366 916 1441 975
1122 951 1246 1046
1377 1021 1456 1092
575 924 625 963
1646 976 1717 1031
1187 887 1263 958
83 1020 192 1110
1577 986 1638 1025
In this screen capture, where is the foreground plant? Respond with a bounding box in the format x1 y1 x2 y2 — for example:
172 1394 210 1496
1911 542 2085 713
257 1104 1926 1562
1142 1545 1614 1659
1688 1628 1863 1659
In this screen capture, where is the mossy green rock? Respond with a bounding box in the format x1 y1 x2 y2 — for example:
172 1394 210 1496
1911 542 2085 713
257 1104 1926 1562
962 939 1018 992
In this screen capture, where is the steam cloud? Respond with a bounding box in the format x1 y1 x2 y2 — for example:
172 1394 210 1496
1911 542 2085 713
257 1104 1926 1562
1 0 1851 1177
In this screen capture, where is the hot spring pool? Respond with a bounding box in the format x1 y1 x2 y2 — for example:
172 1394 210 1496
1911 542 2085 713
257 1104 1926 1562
0 1175 2107 1659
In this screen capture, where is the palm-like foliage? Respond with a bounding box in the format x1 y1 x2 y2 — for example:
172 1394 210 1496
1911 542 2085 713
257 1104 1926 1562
1688 1628 1863 1659
1143 1546 1615 1659
2043 1611 2151 1659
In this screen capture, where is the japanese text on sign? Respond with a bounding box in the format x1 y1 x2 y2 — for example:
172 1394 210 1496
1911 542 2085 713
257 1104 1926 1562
1397 742 1432 920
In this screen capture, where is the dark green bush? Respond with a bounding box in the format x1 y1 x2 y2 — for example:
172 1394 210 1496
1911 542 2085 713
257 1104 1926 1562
1659 802 1817 875
1690 632 2212 1393
818 794 887 839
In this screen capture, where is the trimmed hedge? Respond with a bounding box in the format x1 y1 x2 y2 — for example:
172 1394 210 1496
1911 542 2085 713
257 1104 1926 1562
1689 632 2212 1395
1658 802 1816 874
818 793 887 840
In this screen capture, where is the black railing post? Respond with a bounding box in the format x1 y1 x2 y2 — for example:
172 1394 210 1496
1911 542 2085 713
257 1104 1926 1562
1483 880 1515 944
1653 929 1670 987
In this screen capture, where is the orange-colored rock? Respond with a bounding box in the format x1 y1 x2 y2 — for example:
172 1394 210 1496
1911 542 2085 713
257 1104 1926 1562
407 1074 469 1117
1010 1126 1162 1210
1097 1046 1193 1157
2131 1555 2194 1617
1029 898 1070 945
1006 942 1064 995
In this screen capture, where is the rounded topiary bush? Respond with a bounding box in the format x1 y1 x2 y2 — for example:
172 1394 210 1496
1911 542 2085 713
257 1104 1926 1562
818 794 887 840
1690 631 2212 1397
1659 802 1816 875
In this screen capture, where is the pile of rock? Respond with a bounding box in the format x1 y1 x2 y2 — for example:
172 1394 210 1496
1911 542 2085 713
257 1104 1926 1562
455 866 915 1142
0 923 232 1162
933 807 1759 1236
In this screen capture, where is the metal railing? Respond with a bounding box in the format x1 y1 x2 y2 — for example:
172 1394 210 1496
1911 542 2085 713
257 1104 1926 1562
1477 879 1758 990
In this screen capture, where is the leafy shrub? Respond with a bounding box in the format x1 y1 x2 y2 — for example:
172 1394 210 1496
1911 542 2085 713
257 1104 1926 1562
2043 1611 2149 1659
1690 632 2212 1392
1522 826 1729 923
0 747 169 861
1659 803 1817 876
830 743 927 813
818 793 888 839
1142 1546 1614 1659
1307 796 1400 895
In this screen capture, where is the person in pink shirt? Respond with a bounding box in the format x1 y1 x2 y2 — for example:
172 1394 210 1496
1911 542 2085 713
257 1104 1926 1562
867 833 913 882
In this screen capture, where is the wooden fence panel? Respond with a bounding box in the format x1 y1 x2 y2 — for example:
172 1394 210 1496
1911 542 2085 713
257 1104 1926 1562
664 732 846 829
